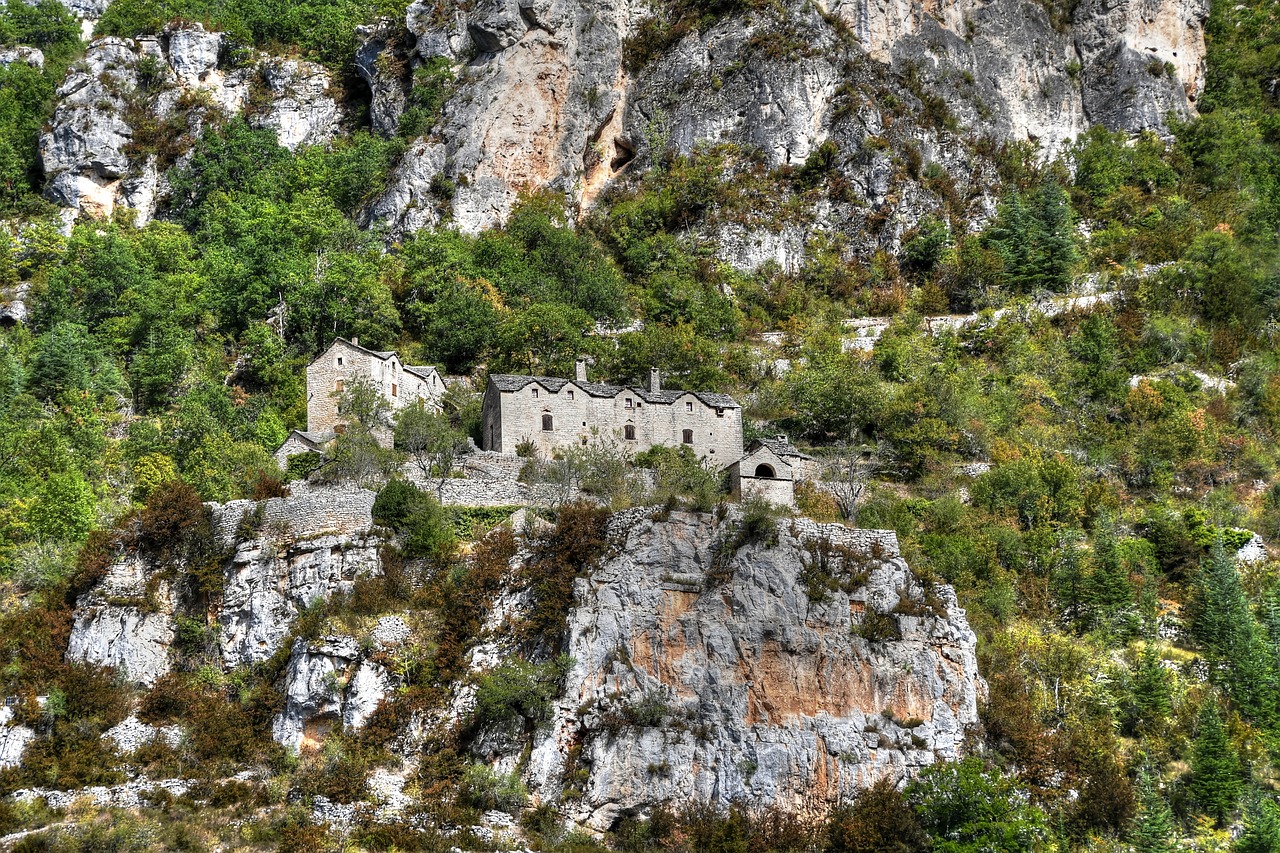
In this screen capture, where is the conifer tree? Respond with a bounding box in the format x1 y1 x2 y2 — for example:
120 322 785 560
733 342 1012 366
1189 701 1243 825
1131 764 1176 853
1032 178 1077 292
1190 544 1276 724
1126 646 1172 735
1087 518 1135 625
1237 793 1280 853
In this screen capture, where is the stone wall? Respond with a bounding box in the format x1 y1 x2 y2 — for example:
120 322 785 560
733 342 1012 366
212 480 376 549
484 379 743 467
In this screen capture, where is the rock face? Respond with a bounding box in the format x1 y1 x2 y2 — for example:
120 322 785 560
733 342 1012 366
272 634 398 751
0 707 36 769
40 23 339 222
512 510 982 825
367 0 1205 239
66 482 383 685
65 553 178 687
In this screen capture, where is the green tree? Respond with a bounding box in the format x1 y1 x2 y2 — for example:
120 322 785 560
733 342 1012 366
1238 794 1280 853
27 470 96 542
1124 645 1173 736
394 402 465 497
905 758 1048 853
1188 700 1243 825
1130 764 1176 853
1189 544 1276 723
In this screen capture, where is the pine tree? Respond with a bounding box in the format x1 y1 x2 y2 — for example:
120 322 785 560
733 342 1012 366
1237 793 1280 853
987 192 1037 293
1032 178 1077 292
1190 544 1277 724
1131 764 1176 853
1189 701 1243 826
1087 519 1135 623
1126 645 1172 735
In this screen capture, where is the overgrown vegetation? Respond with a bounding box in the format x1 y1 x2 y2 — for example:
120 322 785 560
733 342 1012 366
2 0 1280 845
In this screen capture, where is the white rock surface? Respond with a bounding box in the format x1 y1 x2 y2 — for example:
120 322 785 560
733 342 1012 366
0 707 35 769
40 24 339 220
514 510 982 825
102 715 183 753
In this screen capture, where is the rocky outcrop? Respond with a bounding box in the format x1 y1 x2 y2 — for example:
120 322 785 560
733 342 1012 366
66 482 384 684
355 19 411 136
40 23 339 222
102 716 183 753
65 554 177 687
0 47 44 69
0 707 36 769
371 0 636 235
272 632 400 751
465 509 982 825
366 0 1204 241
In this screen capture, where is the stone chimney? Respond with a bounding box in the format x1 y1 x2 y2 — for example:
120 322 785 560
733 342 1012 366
351 336 359 346
650 367 661 393
575 358 588 382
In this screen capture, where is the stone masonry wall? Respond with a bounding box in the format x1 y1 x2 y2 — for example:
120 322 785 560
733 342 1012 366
485 380 743 467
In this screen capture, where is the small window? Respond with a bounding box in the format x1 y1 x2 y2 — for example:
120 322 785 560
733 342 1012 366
716 408 725 418
337 356 344 366
532 388 539 399
542 413 553 431
686 401 694 412
391 383 398 397
335 379 344 393
624 425 636 440
682 429 693 444
625 398 633 409
755 464 776 478
581 436 588 446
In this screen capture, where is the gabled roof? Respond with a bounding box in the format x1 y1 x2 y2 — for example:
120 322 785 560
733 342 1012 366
489 374 740 408
322 338 441 380
750 438 816 461
404 364 440 382
281 429 334 451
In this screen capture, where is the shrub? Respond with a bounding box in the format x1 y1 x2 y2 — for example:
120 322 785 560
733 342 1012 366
372 479 457 563
472 655 571 730
459 764 529 816
519 502 613 653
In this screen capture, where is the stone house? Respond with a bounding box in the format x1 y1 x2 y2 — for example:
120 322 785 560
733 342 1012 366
482 361 743 466
277 338 446 463
729 437 817 507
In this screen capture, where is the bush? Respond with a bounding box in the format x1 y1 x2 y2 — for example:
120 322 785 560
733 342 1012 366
372 479 456 562
472 655 571 731
459 764 529 816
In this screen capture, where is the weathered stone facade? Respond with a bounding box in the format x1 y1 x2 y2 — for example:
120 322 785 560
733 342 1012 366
306 338 445 445
730 443 797 507
482 364 743 466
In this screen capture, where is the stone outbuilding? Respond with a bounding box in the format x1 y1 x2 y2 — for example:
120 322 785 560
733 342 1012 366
274 429 334 467
729 437 817 507
482 361 743 466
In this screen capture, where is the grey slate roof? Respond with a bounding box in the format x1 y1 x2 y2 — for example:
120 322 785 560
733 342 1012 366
489 374 740 408
752 438 816 461
330 338 440 380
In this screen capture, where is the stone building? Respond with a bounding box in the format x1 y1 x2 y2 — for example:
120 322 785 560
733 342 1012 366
482 361 743 466
729 437 817 507
277 338 446 463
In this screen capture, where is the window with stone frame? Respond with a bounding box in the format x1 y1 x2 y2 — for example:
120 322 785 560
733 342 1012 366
682 429 693 444
542 413 553 431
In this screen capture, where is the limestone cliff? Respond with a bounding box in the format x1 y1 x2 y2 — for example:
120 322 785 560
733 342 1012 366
518 510 982 825
362 0 1205 238
61 488 982 821
40 23 339 221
